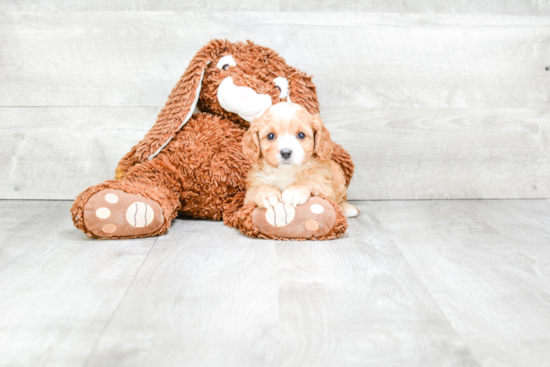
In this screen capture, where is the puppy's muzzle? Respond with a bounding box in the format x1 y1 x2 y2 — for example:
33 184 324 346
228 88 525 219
280 149 292 160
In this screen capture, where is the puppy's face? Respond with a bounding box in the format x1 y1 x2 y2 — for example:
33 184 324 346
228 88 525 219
243 102 333 167
259 103 314 168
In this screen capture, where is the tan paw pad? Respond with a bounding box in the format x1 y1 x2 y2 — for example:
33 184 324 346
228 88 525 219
96 207 111 219
102 224 117 233
305 219 319 231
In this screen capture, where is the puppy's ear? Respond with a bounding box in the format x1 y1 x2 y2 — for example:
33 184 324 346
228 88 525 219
312 115 333 161
243 126 261 163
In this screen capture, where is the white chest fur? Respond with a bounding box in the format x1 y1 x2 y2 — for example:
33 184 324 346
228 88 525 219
257 166 297 191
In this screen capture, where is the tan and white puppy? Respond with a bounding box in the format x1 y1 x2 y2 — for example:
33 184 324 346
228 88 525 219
243 102 358 217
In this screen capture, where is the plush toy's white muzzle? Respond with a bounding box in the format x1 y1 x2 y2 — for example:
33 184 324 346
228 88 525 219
217 77 273 122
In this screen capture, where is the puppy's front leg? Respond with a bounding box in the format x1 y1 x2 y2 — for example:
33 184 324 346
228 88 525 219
282 184 311 207
245 185 282 209
283 177 336 207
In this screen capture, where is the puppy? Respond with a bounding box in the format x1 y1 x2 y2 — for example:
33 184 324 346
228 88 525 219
243 102 358 217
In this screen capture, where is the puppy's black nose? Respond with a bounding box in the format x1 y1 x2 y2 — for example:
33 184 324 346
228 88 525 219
280 149 292 160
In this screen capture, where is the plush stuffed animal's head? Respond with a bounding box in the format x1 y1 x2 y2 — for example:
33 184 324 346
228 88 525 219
195 40 319 128
174 39 320 128
132 39 320 163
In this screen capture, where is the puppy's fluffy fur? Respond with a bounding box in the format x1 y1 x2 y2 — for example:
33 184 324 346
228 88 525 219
243 102 358 217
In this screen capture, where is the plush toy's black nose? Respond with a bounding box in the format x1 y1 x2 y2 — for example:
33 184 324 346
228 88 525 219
280 149 292 160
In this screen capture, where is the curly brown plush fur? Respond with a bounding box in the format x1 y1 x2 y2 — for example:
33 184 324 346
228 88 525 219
71 39 354 240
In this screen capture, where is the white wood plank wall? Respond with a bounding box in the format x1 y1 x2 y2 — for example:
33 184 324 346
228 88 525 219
2 0 550 14
0 4 549 200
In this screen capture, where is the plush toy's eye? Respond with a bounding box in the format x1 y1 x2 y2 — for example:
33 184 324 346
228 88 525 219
273 77 289 99
297 132 306 140
267 133 276 141
216 55 237 70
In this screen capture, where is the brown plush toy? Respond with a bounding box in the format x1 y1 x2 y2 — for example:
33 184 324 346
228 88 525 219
71 39 354 240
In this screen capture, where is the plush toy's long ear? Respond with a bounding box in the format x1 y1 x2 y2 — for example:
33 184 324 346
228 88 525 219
287 67 320 115
242 126 261 163
312 115 333 161
117 39 231 174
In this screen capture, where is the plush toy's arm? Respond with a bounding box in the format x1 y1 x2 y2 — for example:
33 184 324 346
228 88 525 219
331 143 355 187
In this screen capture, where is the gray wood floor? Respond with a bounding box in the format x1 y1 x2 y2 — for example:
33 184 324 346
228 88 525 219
1 199 549 367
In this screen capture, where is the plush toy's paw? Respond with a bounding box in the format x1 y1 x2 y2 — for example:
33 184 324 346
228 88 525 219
83 189 164 238
252 197 336 239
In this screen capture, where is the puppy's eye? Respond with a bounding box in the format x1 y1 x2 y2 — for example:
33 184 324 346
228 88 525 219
274 86 281 92
267 133 276 141
297 132 306 140
222 64 230 71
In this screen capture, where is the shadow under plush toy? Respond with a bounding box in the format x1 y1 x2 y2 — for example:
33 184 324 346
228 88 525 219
71 39 355 240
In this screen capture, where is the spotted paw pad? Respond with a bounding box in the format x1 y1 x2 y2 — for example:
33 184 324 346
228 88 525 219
83 189 163 238
252 197 336 239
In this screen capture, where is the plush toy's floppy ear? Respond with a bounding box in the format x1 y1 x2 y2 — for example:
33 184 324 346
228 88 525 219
287 67 320 116
116 39 231 176
312 115 333 161
242 126 261 163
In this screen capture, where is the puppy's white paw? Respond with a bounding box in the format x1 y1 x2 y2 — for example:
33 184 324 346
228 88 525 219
282 186 310 207
252 186 282 209
340 202 359 218
261 194 280 209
